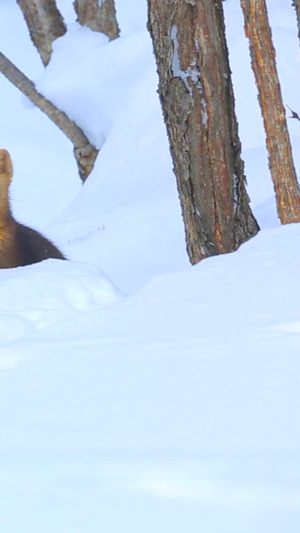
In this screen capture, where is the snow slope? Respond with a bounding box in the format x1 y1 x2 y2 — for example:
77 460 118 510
0 0 299 532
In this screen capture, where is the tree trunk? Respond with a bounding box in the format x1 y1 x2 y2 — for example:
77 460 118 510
292 0 300 43
0 52 98 181
17 0 66 66
73 0 120 40
241 0 300 224
148 0 258 265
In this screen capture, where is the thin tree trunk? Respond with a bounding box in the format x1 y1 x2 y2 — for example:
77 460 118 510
292 0 300 43
148 0 258 264
17 0 66 66
73 0 120 40
0 52 98 181
241 0 300 224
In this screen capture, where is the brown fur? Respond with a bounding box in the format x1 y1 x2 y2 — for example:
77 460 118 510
0 149 65 268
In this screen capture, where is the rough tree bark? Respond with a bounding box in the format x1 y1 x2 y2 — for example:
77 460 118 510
148 0 258 264
0 52 98 181
17 0 66 66
73 0 120 40
241 0 300 224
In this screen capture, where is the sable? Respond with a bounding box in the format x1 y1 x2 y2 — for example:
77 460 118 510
0 149 65 268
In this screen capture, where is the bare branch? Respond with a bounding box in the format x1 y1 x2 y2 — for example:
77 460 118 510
0 51 98 181
286 105 300 121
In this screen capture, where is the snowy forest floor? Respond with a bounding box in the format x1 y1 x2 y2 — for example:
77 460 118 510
0 1 299 532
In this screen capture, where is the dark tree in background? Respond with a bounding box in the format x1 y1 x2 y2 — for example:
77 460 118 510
241 0 300 224
148 0 258 265
292 0 300 43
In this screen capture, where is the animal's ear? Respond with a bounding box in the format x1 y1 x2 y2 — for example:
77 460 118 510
0 150 13 182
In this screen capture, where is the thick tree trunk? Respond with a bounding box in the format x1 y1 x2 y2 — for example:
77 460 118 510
241 0 300 224
148 0 258 264
17 0 66 66
0 52 98 181
73 0 120 40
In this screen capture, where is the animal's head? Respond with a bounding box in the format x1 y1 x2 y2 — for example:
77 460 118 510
0 149 13 188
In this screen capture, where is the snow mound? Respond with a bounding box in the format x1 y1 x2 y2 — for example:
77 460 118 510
0 259 123 335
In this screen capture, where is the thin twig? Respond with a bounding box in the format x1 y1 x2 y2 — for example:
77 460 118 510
286 105 300 121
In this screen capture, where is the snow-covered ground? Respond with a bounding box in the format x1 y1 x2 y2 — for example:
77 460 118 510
0 0 299 531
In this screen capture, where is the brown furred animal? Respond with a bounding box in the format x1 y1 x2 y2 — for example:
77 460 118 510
0 149 65 268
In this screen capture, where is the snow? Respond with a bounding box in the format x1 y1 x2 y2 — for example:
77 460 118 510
0 0 299 531
170 25 202 92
